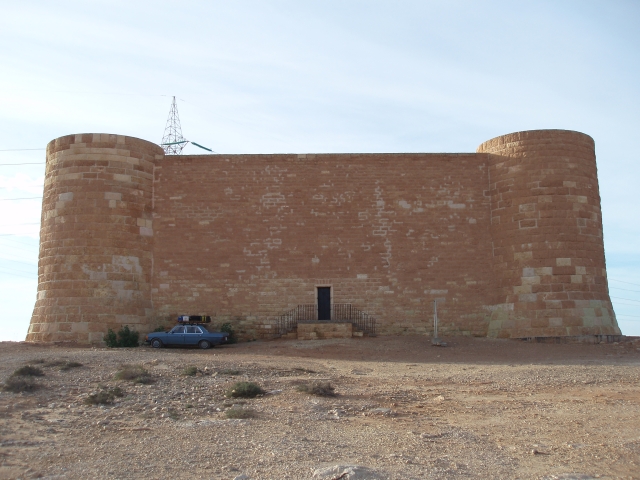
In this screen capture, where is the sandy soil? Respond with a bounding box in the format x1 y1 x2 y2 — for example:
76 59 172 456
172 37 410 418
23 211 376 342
0 335 639 480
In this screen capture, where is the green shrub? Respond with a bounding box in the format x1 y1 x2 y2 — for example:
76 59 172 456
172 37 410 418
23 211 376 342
296 381 335 397
12 365 44 377
225 408 256 419
220 323 238 344
114 364 154 384
59 361 83 371
105 329 118 348
153 327 166 332
182 366 198 376
27 359 82 371
226 381 264 398
219 369 241 376
2 377 39 393
84 387 124 405
293 367 317 374
105 326 140 348
167 408 179 420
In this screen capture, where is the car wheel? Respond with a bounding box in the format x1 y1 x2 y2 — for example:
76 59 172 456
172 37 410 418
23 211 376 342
198 340 211 349
151 339 163 348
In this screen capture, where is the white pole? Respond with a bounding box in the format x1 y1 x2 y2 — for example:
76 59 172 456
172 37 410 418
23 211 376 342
434 300 438 339
432 299 444 345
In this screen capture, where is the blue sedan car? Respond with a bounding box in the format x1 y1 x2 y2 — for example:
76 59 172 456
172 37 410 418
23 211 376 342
145 325 229 349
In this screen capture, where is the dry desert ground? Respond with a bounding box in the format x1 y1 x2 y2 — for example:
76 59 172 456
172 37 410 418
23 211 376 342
1 335 639 479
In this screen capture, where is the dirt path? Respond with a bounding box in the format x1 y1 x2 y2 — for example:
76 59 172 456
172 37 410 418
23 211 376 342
0 336 639 479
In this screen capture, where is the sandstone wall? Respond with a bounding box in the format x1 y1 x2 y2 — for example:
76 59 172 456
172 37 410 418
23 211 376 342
478 130 620 337
26 129 620 343
27 134 163 343
151 153 496 339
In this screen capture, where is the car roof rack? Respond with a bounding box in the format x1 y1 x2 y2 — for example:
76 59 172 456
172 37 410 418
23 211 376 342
177 315 211 324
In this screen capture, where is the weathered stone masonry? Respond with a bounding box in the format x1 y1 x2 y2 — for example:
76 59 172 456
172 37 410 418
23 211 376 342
26 130 620 343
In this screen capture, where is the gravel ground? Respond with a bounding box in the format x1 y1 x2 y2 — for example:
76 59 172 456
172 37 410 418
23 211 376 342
0 336 639 479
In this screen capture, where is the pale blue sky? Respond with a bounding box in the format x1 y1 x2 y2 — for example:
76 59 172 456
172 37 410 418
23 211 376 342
1 0 639 340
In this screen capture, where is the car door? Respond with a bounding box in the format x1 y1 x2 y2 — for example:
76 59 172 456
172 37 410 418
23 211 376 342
184 326 201 345
167 326 186 345
193 326 206 345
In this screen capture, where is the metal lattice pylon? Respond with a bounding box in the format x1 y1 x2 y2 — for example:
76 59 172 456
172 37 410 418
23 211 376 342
161 96 187 155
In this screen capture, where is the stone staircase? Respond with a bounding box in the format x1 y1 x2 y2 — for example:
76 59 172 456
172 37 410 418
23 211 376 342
274 304 376 339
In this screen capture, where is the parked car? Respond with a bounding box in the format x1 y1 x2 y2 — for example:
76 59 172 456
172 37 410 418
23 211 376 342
145 325 228 349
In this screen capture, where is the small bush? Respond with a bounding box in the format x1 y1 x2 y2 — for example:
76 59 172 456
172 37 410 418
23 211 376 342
12 365 44 377
167 409 179 420
28 359 82 371
84 387 124 405
105 326 140 348
226 381 264 398
296 381 335 397
43 359 67 367
153 327 167 333
59 361 83 371
114 364 154 384
220 323 238 344
293 367 317 374
182 366 198 376
2 377 39 393
225 408 256 419
219 369 241 376
105 329 118 348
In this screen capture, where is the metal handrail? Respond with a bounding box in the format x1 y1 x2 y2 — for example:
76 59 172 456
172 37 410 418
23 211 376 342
275 303 376 336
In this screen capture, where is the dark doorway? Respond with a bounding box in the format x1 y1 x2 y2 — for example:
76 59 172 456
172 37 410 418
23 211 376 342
317 287 331 321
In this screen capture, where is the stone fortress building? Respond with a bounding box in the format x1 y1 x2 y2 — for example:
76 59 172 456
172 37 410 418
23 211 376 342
26 129 621 344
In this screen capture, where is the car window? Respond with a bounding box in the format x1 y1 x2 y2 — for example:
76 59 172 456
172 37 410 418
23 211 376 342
186 326 198 334
194 327 203 334
171 326 185 334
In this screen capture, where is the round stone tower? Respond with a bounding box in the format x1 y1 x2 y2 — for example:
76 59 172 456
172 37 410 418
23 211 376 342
478 129 620 338
26 134 164 344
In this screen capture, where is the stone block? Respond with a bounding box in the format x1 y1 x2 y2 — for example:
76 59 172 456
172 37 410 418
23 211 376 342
513 285 532 294
514 251 533 261
297 322 353 340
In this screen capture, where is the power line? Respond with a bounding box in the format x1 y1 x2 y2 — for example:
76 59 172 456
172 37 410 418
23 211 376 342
0 162 45 166
0 268 36 279
0 223 40 228
4 90 171 97
0 259 37 267
0 149 45 152
0 242 39 252
610 296 640 303
610 286 640 294
0 233 39 237
0 266 36 276
0 258 38 266
609 278 640 288
0 197 42 201
0 246 39 257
